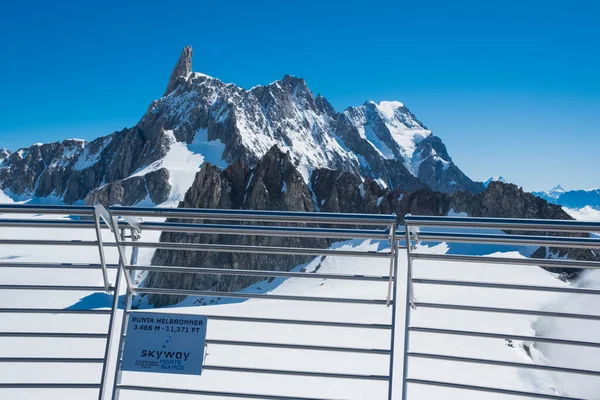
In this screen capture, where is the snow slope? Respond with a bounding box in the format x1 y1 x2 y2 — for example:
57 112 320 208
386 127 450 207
0 213 588 399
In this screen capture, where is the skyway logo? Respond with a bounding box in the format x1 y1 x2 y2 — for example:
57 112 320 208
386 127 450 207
140 350 191 361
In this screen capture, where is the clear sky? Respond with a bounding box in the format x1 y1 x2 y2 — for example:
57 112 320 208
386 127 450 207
0 0 598 192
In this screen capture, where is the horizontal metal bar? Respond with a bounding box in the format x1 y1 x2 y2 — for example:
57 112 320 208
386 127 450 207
204 314 392 330
412 278 600 295
118 385 343 400
409 326 600 348
0 262 119 270
406 379 588 400
410 252 600 269
0 218 99 229
139 221 392 240
205 339 391 355
417 231 600 249
0 357 104 363
0 308 111 315
0 383 100 389
0 284 115 292
203 365 390 381
120 241 391 258
110 206 397 226
409 352 600 376
0 239 104 247
0 332 107 339
0 204 95 216
135 287 389 305
405 214 600 233
128 265 389 282
414 302 600 321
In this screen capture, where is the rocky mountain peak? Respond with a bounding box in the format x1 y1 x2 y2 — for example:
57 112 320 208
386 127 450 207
0 149 11 163
163 46 193 96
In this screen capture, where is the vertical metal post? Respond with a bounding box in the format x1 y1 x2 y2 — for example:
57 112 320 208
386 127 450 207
129 228 139 282
401 216 415 400
387 221 400 400
386 221 397 307
108 217 137 400
92 205 110 292
97 211 120 400
111 287 133 400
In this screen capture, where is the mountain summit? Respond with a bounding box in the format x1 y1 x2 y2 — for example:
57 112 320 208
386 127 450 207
163 45 193 96
0 46 483 206
534 185 600 210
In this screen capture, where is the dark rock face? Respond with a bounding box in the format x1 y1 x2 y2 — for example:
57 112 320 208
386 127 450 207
415 136 484 194
0 126 172 205
163 46 193 97
147 147 327 307
0 149 11 163
86 167 171 207
144 148 598 307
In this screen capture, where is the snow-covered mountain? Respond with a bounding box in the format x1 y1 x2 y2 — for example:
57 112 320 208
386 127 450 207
483 175 508 187
0 46 482 206
533 184 566 201
534 185 600 210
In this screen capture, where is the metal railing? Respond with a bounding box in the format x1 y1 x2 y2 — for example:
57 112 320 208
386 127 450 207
104 206 400 400
0 204 117 397
2 205 600 400
401 214 600 400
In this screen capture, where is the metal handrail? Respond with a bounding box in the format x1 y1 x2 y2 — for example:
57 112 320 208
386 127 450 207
110 205 397 225
405 214 600 233
4 205 600 400
402 214 600 400
106 206 400 400
138 220 392 239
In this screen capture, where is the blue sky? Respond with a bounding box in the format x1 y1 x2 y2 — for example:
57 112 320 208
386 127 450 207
0 0 598 191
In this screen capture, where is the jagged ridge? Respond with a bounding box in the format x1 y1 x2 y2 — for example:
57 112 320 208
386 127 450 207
0 46 482 205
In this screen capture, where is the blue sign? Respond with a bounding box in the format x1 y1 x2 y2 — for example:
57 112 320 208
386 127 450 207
121 312 208 375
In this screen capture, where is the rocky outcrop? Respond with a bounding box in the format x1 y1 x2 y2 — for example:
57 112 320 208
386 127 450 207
86 167 171 207
146 147 328 307
163 46 193 97
143 148 597 306
0 149 11 163
0 126 172 204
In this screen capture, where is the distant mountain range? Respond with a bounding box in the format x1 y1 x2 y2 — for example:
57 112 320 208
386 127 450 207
0 46 483 207
533 185 600 210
